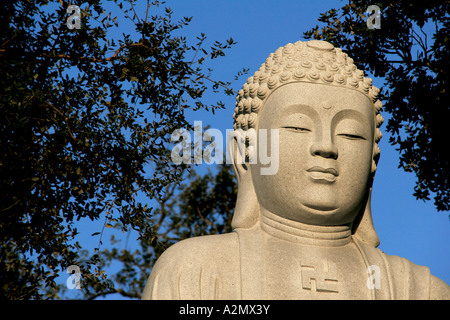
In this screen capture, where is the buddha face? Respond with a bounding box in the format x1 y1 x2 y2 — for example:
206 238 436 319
251 82 375 226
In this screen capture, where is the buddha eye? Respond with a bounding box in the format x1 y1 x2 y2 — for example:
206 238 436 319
283 126 311 133
337 133 366 140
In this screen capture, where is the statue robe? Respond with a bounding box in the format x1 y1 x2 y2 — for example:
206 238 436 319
142 224 449 300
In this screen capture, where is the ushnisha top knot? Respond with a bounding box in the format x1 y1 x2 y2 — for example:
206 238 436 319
232 40 384 174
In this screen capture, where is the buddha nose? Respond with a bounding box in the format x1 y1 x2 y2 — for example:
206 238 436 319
310 136 338 160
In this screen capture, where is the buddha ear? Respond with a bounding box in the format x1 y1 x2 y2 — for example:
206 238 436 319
227 131 260 229
228 130 248 184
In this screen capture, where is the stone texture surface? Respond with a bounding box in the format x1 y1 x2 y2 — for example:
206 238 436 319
142 40 450 300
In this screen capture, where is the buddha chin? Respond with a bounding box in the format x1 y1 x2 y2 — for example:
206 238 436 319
252 162 369 227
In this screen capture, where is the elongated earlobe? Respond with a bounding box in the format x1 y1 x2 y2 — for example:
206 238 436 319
228 135 260 229
352 187 380 247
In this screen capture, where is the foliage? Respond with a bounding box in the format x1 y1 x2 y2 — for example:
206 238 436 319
71 164 237 300
304 0 450 211
0 0 244 299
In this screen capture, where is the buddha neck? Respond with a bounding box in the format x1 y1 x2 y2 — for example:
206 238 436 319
260 209 352 247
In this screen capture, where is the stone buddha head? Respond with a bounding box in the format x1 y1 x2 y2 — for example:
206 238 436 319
229 40 384 247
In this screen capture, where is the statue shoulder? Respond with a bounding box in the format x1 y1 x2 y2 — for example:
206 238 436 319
355 240 449 299
430 275 450 300
142 232 240 299
156 232 239 265
376 248 449 299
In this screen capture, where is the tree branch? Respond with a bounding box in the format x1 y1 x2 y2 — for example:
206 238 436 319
87 288 140 300
45 102 76 140
42 43 147 63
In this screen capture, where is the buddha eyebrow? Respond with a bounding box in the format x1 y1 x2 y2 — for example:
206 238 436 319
331 108 371 124
283 104 319 119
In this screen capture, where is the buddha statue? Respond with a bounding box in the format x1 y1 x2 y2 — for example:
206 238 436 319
142 40 449 300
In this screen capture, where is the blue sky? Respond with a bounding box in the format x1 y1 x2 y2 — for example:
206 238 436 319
60 0 448 297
